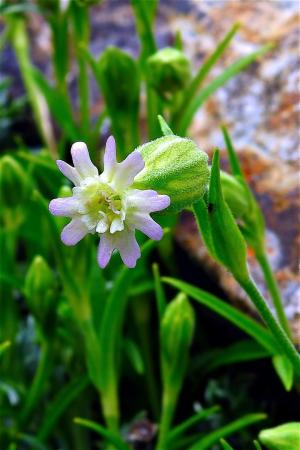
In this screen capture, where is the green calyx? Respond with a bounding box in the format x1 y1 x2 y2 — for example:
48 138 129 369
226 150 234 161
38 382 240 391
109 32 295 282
161 293 195 385
133 135 210 213
259 422 300 450
147 47 191 98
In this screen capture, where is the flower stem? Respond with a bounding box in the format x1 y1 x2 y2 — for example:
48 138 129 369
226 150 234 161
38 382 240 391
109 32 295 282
156 387 177 450
256 250 292 339
240 277 300 375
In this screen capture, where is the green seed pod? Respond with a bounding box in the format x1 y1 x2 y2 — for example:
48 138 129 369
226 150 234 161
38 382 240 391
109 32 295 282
133 135 209 212
0 155 30 209
161 293 195 386
147 47 191 98
259 423 300 450
24 256 56 331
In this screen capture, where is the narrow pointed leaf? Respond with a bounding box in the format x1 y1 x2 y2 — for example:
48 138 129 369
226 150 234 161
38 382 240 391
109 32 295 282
162 277 277 354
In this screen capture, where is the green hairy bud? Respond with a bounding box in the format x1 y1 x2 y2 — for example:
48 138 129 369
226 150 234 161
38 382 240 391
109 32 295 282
147 47 191 98
0 155 30 209
259 422 300 450
25 256 56 331
133 135 209 212
161 293 195 385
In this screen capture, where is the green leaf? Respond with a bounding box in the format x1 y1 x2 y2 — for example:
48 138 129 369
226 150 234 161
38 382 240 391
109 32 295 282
158 115 174 136
167 405 220 443
74 418 131 450
221 125 243 177
31 68 80 141
220 438 235 450
174 23 239 129
272 354 294 391
162 277 277 354
38 375 89 441
124 338 144 375
192 340 271 375
178 44 272 134
130 0 157 61
253 440 263 450
188 413 267 450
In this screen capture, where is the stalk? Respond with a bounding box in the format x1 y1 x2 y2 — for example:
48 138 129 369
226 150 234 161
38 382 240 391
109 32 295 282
156 387 177 450
256 250 292 339
240 277 300 375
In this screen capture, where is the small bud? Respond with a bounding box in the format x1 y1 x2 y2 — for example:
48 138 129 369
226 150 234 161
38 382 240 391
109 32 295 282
205 150 249 283
24 256 56 330
220 171 249 218
0 156 30 209
147 47 191 98
133 135 209 212
161 293 195 385
259 423 300 450
97 46 140 113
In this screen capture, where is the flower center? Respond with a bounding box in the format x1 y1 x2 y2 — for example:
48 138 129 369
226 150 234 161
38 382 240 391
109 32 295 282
75 180 125 233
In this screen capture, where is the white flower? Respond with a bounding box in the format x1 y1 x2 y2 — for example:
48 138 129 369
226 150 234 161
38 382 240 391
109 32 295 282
49 136 170 268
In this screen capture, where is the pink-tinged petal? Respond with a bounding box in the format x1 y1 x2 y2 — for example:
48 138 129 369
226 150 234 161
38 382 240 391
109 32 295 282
61 219 88 246
49 197 78 217
71 142 98 178
97 233 114 268
131 213 163 240
116 230 141 268
103 136 117 180
56 160 81 186
113 151 144 190
127 189 170 213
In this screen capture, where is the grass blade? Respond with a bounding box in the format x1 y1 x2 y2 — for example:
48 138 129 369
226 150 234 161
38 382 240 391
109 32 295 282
162 277 277 354
38 375 89 440
178 44 273 134
189 413 267 450
74 418 130 450
172 23 239 130
168 406 220 443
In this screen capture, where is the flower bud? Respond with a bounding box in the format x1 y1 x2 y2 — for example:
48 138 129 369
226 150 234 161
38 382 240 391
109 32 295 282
147 47 191 98
161 293 195 385
24 256 56 331
97 46 140 113
220 171 249 218
0 155 30 209
133 135 209 212
259 423 300 450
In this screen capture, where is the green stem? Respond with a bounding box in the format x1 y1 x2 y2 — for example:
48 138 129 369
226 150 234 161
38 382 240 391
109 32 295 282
9 18 57 158
156 387 177 450
240 277 300 375
20 340 52 425
256 250 292 339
